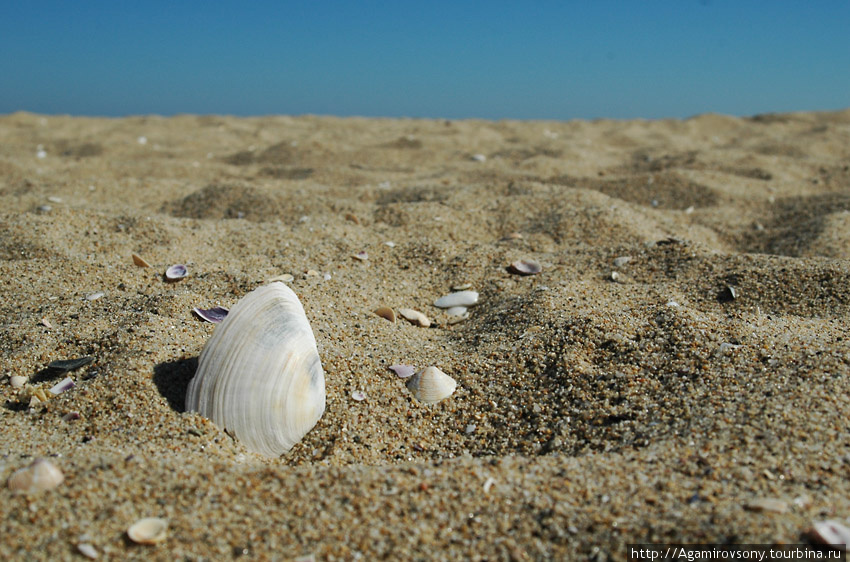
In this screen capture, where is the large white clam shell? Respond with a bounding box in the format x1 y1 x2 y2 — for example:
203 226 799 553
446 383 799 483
185 283 326 457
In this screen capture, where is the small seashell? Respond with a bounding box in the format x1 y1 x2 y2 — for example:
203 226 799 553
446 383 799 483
718 285 738 302
433 291 479 308
132 253 152 268
744 498 788 514
48 356 93 372
127 517 168 545
267 273 294 283
62 411 81 422
471 153 487 162
374 306 396 322
451 283 473 291
483 477 496 494
508 259 542 276
405 366 457 404
352 251 368 261
48 377 75 395
165 264 188 282
351 390 367 401
185 283 325 457
193 306 229 323
445 306 468 317
7 458 64 493
86 292 105 301
389 364 416 378
398 308 431 327
612 256 632 268
40 317 54 329
305 269 320 277
10 375 27 388
809 520 850 551
77 543 98 559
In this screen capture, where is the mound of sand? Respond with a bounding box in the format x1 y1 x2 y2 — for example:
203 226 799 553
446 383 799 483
1 110 850 559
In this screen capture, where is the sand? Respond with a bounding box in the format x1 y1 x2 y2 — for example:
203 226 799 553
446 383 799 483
1 110 850 560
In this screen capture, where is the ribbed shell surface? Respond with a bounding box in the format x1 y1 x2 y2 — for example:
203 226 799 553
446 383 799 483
185 283 325 457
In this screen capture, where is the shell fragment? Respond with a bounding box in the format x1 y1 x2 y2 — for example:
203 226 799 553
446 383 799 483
185 283 326 457
433 291 479 308
164 264 188 281
193 306 229 323
7 458 64 493
127 517 168 545
398 308 431 327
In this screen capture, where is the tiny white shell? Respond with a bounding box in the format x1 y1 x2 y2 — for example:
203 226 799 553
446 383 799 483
7 458 64 493
185 283 326 457
434 291 478 308
405 366 457 404
127 517 168 544
398 308 431 327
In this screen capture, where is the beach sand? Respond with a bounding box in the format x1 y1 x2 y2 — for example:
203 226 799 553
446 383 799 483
1 110 849 560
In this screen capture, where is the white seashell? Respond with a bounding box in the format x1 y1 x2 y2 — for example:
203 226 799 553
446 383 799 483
7 458 64 493
809 520 850 551
10 375 27 388
433 291 478 308
445 306 468 317
405 366 457 404
398 308 431 327
127 517 168 544
185 283 326 457
77 543 99 559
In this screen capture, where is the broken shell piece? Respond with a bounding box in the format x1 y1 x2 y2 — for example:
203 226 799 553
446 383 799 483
374 306 396 322
351 390 367 401
10 375 27 388
389 364 416 379
185 283 325 457
48 356 93 372
352 251 368 261
48 377 75 395
398 308 431 327
86 292 105 301
451 283 473 291
405 366 457 404
744 498 788 514
809 520 850 551
434 291 478 308
7 458 64 493
508 259 542 276
165 264 188 281
268 273 294 283
77 543 98 559
613 256 632 268
127 517 168 545
193 306 229 324
445 306 468 317
132 253 152 268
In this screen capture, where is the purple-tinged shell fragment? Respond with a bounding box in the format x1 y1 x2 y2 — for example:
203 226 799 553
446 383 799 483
389 364 416 379
48 377 75 395
62 411 81 422
165 264 188 281
193 306 229 323
508 259 542 276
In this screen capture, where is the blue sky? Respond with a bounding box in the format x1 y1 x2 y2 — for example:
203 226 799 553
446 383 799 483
1 1 848 120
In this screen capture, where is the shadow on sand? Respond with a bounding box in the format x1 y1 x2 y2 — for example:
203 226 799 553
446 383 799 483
152 357 198 412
